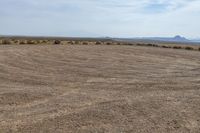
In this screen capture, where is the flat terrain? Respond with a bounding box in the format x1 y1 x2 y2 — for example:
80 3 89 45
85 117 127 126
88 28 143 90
0 45 200 133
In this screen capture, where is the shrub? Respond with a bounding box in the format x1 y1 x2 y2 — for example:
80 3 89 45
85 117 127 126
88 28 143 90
162 45 170 48
2 39 11 44
152 44 159 47
27 40 35 44
82 42 88 45
126 43 133 46
74 41 80 44
54 40 61 44
199 47 200 51
14 40 19 44
95 41 101 45
185 46 194 50
173 46 182 49
19 41 25 44
68 41 74 45
106 42 112 45
147 44 153 47
42 40 48 43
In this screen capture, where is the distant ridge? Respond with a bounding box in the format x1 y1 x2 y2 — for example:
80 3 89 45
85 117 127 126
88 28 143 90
143 35 190 43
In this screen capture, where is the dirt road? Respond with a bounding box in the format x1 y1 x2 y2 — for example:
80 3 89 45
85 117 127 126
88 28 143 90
0 45 200 132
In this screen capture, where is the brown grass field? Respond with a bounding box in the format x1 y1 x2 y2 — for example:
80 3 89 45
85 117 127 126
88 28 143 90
0 44 200 132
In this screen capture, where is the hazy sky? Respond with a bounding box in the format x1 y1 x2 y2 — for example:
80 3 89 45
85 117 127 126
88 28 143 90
0 0 200 38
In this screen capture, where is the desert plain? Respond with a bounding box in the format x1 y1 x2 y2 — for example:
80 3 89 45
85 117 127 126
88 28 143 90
0 44 200 132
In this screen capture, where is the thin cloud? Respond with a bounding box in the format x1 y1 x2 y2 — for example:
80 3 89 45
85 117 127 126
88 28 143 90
0 0 199 37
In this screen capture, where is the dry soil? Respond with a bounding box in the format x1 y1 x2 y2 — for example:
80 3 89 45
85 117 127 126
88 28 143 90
0 45 200 133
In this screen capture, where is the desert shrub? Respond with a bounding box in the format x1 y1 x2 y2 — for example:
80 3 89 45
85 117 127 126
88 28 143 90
35 40 42 44
95 41 101 45
14 40 19 44
173 46 182 49
162 45 170 48
19 40 26 44
2 39 11 44
185 46 194 50
27 40 35 44
139 43 146 46
54 40 61 44
74 41 80 44
147 44 153 47
68 41 74 45
42 40 48 43
136 43 144 46
82 42 88 45
126 43 133 46
152 44 159 47
106 42 112 45
198 47 200 51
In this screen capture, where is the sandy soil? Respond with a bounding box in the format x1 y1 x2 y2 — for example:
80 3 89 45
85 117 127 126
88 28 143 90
0 45 200 133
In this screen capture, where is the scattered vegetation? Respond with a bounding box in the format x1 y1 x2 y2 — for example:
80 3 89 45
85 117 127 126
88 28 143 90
2 39 11 44
162 46 171 48
54 40 61 45
74 41 80 44
95 41 101 45
82 42 88 45
14 40 19 44
0 38 199 52
173 46 182 49
185 46 194 50
68 41 74 45
42 40 48 43
147 44 154 47
27 40 35 44
126 43 133 46
19 40 26 45
106 42 112 45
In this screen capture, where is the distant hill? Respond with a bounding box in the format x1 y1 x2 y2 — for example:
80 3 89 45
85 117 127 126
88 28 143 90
113 35 200 45
192 39 200 42
143 35 190 43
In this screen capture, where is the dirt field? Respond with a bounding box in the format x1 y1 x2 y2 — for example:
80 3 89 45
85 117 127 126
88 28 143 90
0 45 200 133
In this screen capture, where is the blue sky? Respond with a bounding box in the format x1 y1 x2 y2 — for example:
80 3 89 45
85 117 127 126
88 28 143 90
0 0 200 38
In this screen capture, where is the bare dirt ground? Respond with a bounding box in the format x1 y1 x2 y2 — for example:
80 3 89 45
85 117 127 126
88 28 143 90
0 45 200 133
